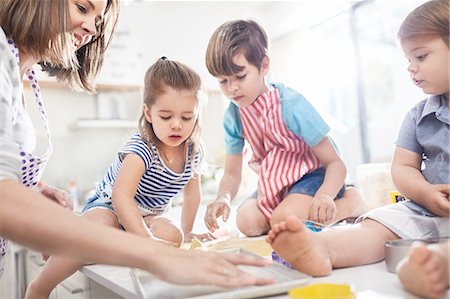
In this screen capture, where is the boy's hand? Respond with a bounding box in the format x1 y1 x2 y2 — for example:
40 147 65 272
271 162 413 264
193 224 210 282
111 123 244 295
309 194 337 224
204 196 231 232
426 184 450 217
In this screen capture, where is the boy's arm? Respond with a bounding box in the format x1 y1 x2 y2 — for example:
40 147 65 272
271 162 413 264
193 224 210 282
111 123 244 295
391 146 450 216
181 175 201 239
204 154 243 232
112 153 153 237
311 137 347 198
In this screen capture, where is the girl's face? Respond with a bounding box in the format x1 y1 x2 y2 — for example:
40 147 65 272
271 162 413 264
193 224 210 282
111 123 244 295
402 36 450 96
144 87 199 148
216 53 269 108
68 0 107 49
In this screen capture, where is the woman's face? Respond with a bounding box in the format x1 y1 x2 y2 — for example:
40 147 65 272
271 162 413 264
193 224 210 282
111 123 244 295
68 0 107 49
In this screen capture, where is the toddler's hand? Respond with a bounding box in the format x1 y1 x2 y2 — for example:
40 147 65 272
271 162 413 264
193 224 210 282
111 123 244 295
38 182 73 210
426 184 450 217
309 194 337 224
204 196 231 232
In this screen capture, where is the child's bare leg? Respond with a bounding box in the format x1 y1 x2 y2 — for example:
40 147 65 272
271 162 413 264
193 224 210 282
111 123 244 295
25 209 120 299
397 241 449 299
333 186 369 224
266 216 398 276
144 215 183 247
236 198 270 237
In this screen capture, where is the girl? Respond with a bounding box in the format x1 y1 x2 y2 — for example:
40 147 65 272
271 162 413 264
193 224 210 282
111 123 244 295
0 0 271 293
25 57 227 298
266 0 449 281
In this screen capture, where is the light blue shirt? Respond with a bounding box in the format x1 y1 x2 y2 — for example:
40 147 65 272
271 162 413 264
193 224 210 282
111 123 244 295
223 83 330 154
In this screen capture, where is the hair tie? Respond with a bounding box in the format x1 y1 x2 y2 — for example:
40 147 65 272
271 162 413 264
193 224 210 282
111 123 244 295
160 56 167 60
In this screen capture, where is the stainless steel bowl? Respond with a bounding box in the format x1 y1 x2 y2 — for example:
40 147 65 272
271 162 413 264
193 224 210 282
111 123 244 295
384 238 449 273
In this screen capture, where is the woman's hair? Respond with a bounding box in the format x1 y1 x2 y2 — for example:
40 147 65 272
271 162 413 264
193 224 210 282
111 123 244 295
205 19 268 77
398 0 449 46
139 57 204 170
0 0 120 93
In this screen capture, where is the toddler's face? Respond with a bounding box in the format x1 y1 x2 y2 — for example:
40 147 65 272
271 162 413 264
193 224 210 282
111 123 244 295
216 53 269 108
402 36 449 96
144 87 198 148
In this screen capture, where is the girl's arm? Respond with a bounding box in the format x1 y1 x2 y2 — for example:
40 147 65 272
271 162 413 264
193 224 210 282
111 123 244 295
112 153 153 237
391 146 450 216
181 175 202 240
312 137 347 198
0 180 273 287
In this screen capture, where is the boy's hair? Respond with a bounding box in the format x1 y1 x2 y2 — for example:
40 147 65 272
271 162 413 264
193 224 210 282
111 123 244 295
0 0 120 93
139 57 204 170
398 0 449 46
205 19 268 77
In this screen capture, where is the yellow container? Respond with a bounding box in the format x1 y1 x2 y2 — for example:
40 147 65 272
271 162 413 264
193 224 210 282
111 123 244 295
389 190 407 204
289 283 356 299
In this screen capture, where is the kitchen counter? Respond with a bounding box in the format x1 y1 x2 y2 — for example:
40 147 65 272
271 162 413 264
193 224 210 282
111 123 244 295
81 260 424 299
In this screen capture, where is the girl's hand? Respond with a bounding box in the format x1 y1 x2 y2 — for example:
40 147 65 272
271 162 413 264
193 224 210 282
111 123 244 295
185 231 216 243
426 184 450 217
38 182 73 210
152 248 274 287
204 196 231 232
309 194 337 224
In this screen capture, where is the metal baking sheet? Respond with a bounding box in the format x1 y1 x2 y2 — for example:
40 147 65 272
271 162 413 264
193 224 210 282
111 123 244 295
130 248 311 299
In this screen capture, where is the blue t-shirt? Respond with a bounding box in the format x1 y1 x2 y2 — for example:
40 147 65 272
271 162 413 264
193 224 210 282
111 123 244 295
223 82 330 154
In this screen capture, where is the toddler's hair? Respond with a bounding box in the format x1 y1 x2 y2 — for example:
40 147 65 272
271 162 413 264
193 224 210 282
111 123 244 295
398 0 449 46
139 57 204 170
0 0 120 93
205 19 268 77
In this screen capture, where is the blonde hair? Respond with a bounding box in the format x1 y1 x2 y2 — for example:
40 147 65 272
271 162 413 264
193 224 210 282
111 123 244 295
398 0 449 46
205 19 268 77
138 57 204 170
0 0 120 93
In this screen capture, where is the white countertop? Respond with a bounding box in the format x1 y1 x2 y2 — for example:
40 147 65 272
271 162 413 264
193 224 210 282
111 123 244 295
82 260 423 299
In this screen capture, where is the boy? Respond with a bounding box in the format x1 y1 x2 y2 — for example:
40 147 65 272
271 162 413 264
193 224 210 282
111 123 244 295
204 19 367 237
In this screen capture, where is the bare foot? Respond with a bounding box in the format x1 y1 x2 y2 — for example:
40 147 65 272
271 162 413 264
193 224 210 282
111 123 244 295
397 242 449 299
266 215 332 276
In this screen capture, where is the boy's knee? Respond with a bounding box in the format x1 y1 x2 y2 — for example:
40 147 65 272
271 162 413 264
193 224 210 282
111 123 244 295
236 209 269 237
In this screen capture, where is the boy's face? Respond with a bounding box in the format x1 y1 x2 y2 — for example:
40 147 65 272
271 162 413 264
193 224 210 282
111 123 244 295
402 36 449 96
216 53 269 108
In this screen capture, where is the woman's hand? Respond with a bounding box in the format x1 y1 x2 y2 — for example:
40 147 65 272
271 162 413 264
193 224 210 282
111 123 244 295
38 182 73 210
152 248 275 287
204 196 231 232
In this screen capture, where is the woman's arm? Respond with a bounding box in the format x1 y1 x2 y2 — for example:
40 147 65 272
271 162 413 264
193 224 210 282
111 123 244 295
0 179 274 286
112 153 153 237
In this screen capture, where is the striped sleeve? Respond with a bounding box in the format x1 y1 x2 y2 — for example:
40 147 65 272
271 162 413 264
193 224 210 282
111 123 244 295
0 39 21 182
119 133 153 169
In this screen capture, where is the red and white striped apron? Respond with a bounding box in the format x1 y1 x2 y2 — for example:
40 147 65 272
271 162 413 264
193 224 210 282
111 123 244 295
240 88 321 219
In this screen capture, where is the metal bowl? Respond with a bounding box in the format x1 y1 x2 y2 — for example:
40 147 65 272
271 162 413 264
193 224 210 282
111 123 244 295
384 238 449 273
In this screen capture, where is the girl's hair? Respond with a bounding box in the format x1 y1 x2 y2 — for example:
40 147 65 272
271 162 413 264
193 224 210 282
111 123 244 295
398 0 449 46
139 57 204 171
0 0 120 93
205 19 268 77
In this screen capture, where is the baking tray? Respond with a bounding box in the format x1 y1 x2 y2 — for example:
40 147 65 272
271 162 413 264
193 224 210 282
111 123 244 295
130 248 311 299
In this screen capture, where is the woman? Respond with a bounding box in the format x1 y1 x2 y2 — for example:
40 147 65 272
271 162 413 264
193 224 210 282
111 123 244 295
0 0 272 288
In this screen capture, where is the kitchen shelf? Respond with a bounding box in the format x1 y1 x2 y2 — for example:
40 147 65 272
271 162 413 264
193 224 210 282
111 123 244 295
70 119 137 129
